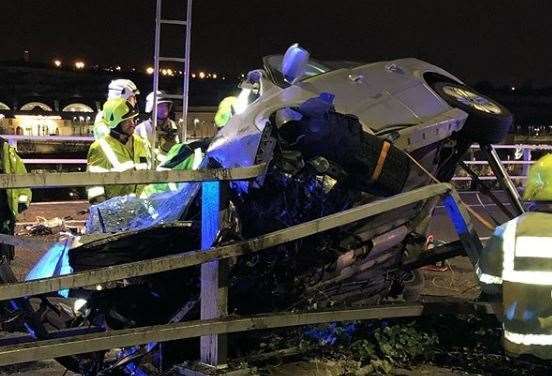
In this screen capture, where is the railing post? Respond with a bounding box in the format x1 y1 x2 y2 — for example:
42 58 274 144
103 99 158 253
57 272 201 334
521 147 532 182
480 144 525 216
199 181 228 368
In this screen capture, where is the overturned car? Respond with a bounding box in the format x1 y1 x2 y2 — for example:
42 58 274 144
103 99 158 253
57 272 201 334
7 44 514 373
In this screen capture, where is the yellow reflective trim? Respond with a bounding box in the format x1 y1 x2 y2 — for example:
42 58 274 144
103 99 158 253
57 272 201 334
515 236 552 258
505 330 552 346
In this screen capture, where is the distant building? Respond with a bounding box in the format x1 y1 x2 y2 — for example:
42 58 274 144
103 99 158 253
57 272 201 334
0 62 239 139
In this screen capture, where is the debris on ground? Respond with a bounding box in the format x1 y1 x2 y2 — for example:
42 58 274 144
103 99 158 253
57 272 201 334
25 217 64 235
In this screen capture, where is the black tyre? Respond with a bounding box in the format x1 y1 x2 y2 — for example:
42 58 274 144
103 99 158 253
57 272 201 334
431 82 513 144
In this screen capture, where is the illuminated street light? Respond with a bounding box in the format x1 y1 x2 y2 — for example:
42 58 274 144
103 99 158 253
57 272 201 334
212 73 218 79
199 71 205 79
146 67 154 75
115 66 121 71
75 61 85 69
53 59 62 67
511 86 516 91
191 73 196 79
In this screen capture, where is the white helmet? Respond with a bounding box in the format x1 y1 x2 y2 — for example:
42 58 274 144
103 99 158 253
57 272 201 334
145 91 173 113
107 79 140 100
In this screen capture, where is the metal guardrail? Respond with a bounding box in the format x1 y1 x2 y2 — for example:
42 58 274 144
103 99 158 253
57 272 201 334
0 134 487 368
0 304 426 365
0 183 452 301
0 164 266 188
0 181 479 367
449 143 549 183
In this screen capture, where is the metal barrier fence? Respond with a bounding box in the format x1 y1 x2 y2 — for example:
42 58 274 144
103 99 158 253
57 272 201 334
0 161 480 368
12 141 548 181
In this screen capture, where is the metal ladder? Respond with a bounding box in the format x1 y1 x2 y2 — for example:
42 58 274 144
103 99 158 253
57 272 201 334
152 0 193 144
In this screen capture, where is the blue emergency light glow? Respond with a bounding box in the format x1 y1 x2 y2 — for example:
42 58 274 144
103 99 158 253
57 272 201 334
443 194 469 236
9 300 37 339
26 241 71 298
201 181 220 250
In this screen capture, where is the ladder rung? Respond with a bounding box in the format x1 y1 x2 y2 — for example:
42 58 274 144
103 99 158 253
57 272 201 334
159 57 188 63
160 19 187 26
163 94 185 100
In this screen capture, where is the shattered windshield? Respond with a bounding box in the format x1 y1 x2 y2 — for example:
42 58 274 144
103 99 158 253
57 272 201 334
263 55 333 87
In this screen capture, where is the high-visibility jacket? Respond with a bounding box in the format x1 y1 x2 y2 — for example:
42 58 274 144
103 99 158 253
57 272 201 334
86 134 151 202
139 143 203 198
0 140 31 217
93 111 109 140
135 118 179 165
477 212 552 359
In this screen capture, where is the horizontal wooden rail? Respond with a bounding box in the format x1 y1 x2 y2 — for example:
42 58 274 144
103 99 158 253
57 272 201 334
0 183 452 301
0 300 497 366
0 304 425 365
0 163 266 189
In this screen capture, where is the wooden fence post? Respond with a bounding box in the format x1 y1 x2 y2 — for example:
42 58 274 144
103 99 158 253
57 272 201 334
200 181 228 367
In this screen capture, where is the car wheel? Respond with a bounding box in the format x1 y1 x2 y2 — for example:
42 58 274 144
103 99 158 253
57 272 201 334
431 82 513 144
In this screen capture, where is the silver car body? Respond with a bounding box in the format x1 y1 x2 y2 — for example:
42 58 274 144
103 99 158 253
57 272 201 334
208 57 469 177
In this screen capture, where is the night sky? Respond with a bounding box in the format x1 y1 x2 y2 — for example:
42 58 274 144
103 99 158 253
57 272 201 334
1 0 551 84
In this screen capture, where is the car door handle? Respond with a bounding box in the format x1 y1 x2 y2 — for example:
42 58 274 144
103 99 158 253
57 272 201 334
348 74 364 83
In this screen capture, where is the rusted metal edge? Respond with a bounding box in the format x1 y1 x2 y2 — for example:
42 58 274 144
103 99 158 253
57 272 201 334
0 303 425 366
0 183 453 301
0 163 267 189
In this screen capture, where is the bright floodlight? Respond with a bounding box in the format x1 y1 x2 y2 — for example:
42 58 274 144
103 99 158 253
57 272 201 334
199 71 205 79
53 59 62 67
146 67 154 75
75 61 85 69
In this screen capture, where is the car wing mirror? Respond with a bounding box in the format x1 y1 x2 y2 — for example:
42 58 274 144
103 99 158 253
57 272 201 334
282 43 309 84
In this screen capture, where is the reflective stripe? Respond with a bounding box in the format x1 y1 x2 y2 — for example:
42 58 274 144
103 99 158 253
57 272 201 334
135 163 149 170
505 330 552 346
111 160 135 172
18 194 28 203
88 165 110 173
500 218 552 284
476 266 503 285
192 148 202 170
502 218 519 275
156 152 167 163
98 138 121 169
168 183 178 191
515 237 552 258
137 125 149 141
503 270 552 285
87 186 105 199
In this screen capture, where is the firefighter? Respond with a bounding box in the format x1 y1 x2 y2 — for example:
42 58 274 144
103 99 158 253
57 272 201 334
93 79 140 140
135 91 179 165
0 138 31 261
476 153 552 359
87 98 151 203
214 96 237 128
